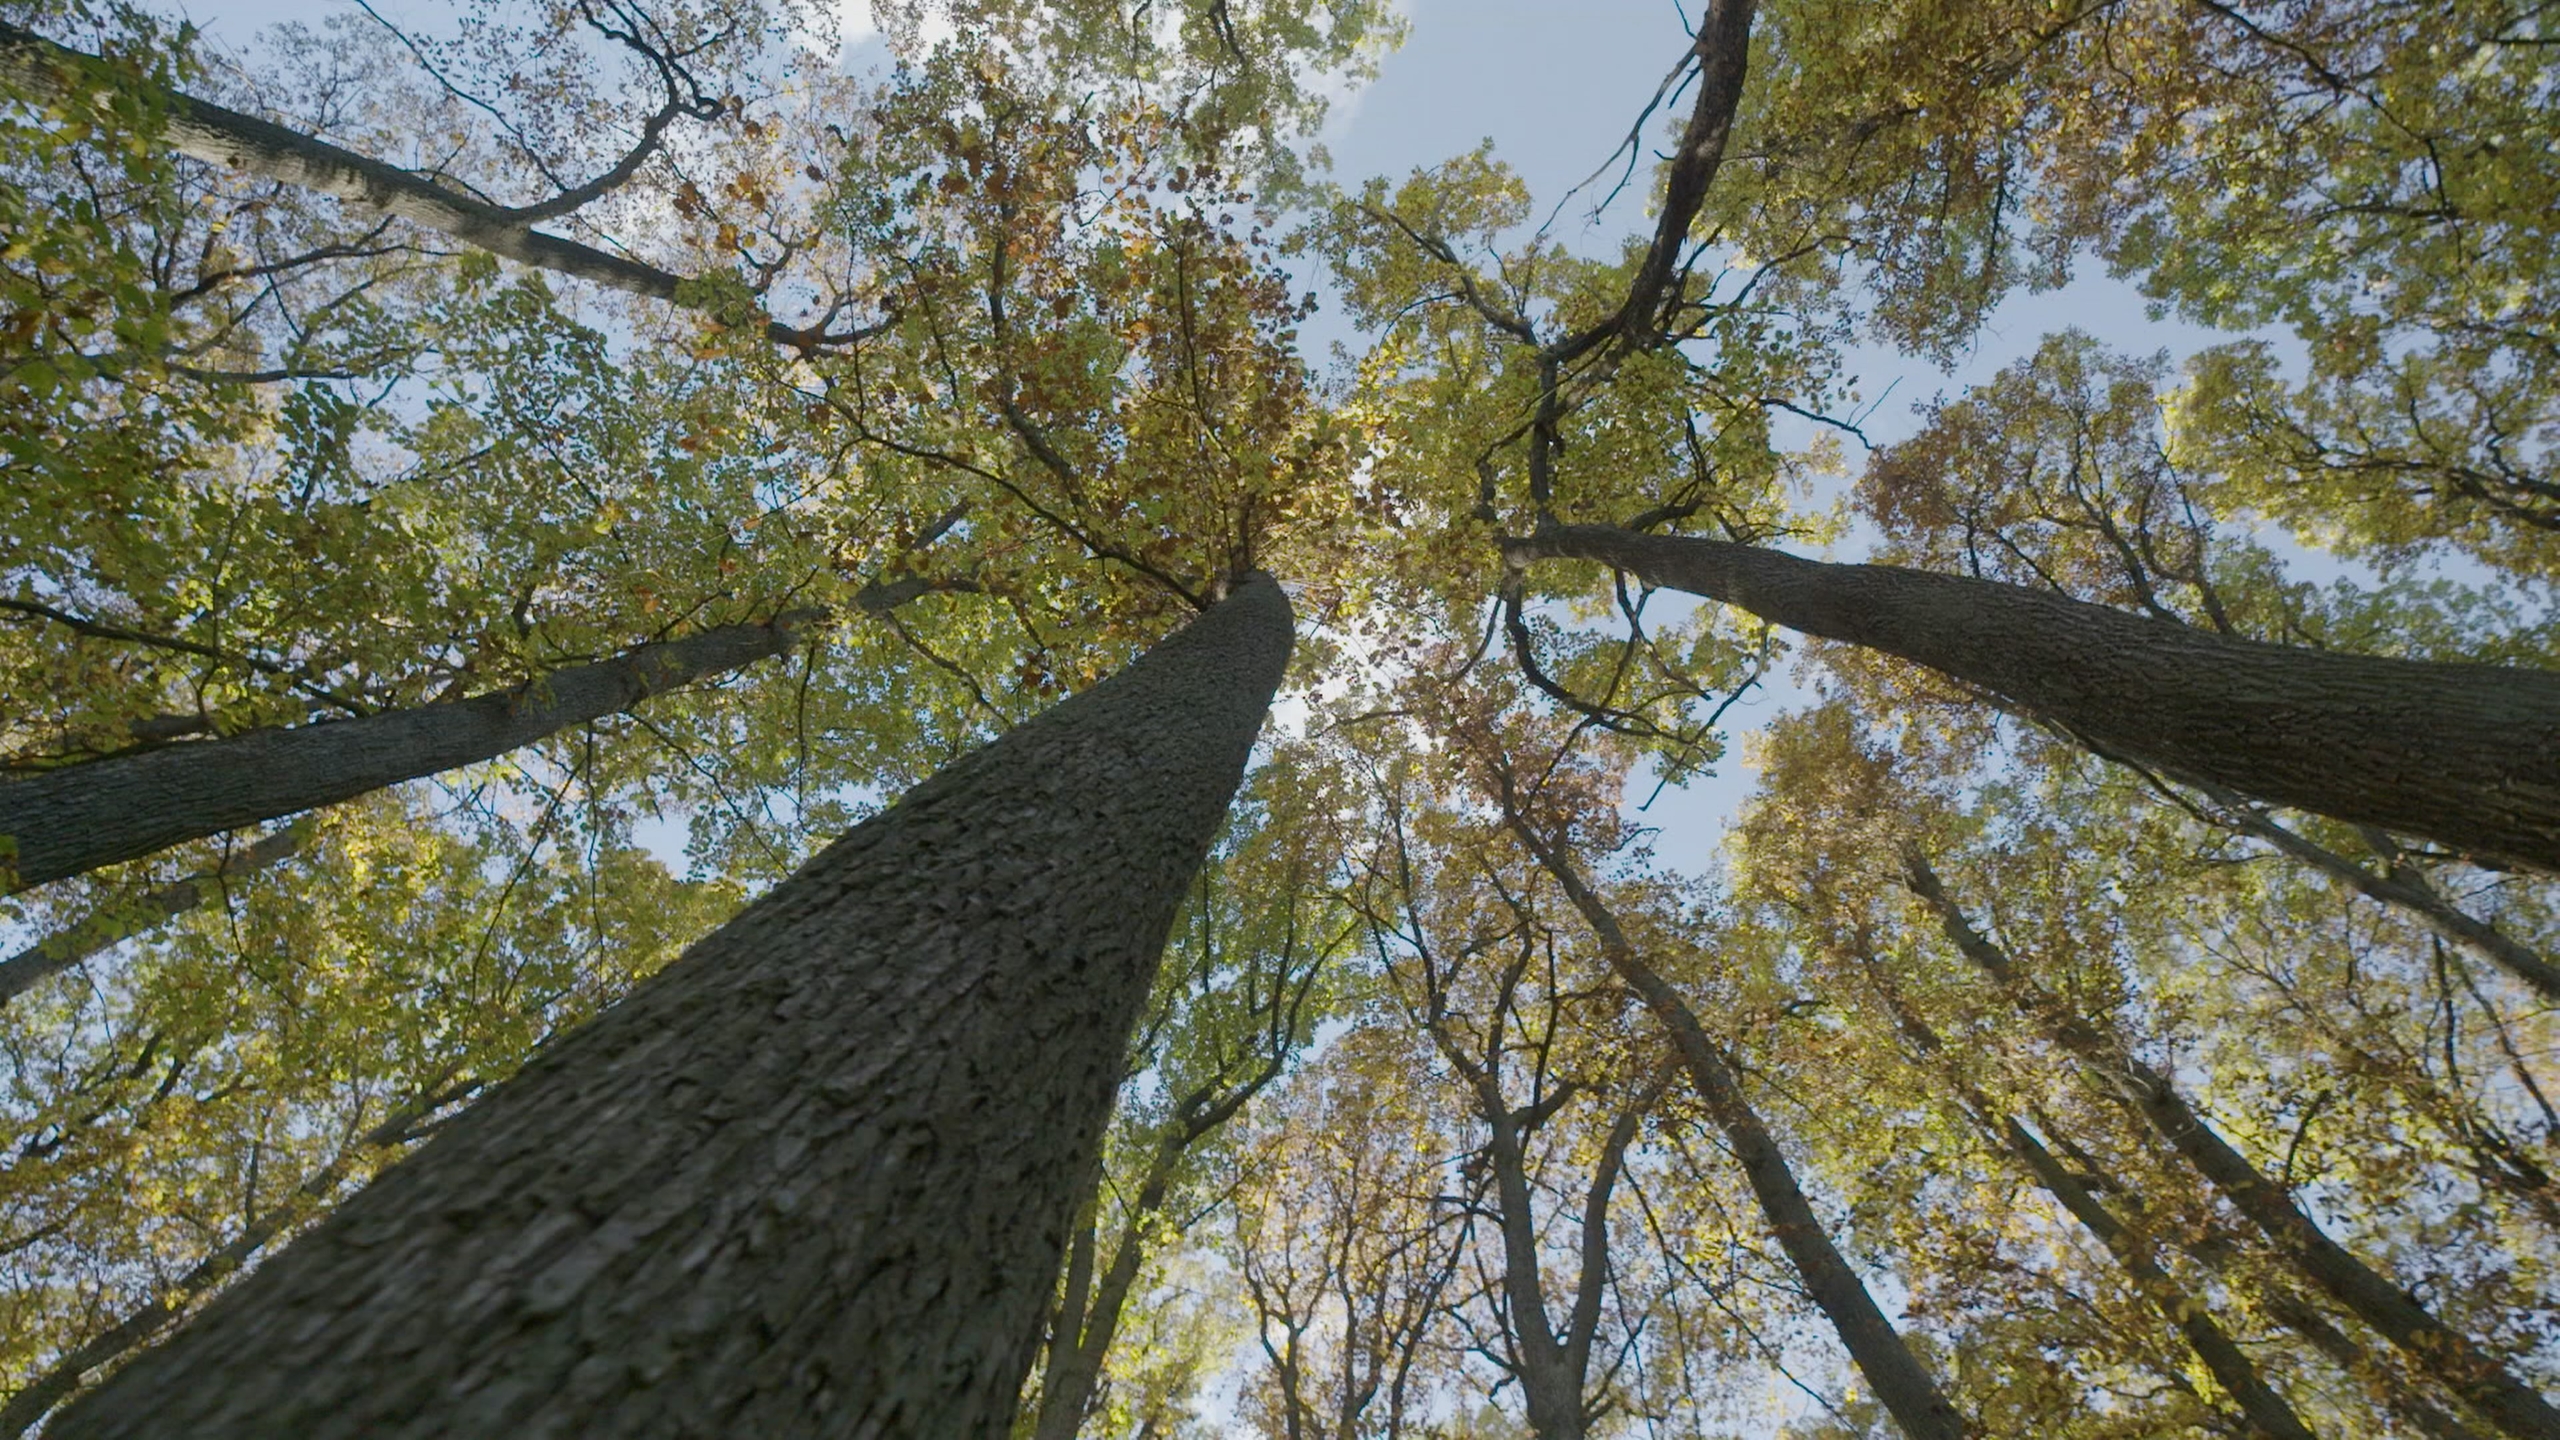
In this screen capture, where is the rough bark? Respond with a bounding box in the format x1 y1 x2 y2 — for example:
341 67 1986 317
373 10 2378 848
0 612 818 892
42 575 1292 1440
0 24 864 349
1902 850 2560 1440
1500 804 1971 1440
1511 525 2560 872
0 824 304 1005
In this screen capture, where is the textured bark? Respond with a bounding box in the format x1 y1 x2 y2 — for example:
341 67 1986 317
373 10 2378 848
0 613 817 891
0 825 304 1006
42 576 1290 1440
1903 851 2560 1440
1502 809 1971 1440
0 24 858 349
1513 526 2560 872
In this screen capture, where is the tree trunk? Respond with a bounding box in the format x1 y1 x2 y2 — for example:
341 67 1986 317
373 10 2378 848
1858 958 2318 1439
1998 1117 2318 1440
41 575 1293 1440
2211 797 2560 1002
0 612 819 892
1511 525 2560 872
0 1080 460 1439
1 26 666 305
0 824 305 1005
2039 1123 2492 1440
0 24 861 348
1502 805 1972 1440
1903 850 2560 1440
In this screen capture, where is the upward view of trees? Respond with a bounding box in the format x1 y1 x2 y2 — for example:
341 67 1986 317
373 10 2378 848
0 0 2552 1435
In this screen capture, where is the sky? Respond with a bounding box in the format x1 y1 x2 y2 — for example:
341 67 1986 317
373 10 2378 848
1293 0 2251 865
168 0 2268 881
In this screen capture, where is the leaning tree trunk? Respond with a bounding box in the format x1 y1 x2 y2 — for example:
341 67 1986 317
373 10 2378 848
0 611 819 891
1510 525 2560 873
0 23 848 347
0 823 304 1004
1902 850 2560 1440
1995 1117 2316 1440
1502 805 1972 1440
1856 960 2318 1440
43 576 1293 1440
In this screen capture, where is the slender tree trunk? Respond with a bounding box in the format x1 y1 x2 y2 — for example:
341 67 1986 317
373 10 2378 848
0 1082 460 1438
2040 1124 2493 1440
1998 1117 2318 1440
1857 960 2319 1439
0 823 304 1005
43 576 1293 1440
1031 1145 1178 1440
3 27 667 312
1510 525 2560 872
1493 1095 1642 1440
1902 850 2560 1440
0 24 876 348
2211 797 2560 1002
1501 804 1971 1440
0 612 819 891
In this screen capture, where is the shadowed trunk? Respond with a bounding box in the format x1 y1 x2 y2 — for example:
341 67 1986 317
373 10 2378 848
1500 799 1971 1440
0 612 818 892
1511 525 2560 872
43 575 1292 1440
0 824 305 1005
1902 849 2560 1440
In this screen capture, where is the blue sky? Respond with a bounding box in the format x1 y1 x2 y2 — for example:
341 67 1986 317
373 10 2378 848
176 0 2257 869
1302 0 2253 863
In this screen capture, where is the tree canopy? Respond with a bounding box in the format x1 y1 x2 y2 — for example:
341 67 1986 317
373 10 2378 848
1 0 2554 1435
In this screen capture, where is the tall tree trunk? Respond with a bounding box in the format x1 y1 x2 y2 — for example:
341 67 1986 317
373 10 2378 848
1901 849 2560 1440
1510 525 2560 872
0 823 304 1005
0 612 819 892
1499 797 1971 1440
1998 1116 2318 1439
42 576 1293 1440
